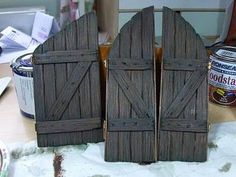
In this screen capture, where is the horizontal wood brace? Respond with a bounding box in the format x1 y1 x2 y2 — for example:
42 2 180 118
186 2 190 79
33 49 98 64
161 119 207 133
163 58 208 71
108 118 154 132
109 58 153 70
36 117 101 134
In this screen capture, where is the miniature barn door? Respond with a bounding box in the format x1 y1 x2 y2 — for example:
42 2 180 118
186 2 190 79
33 12 103 147
105 7 156 162
158 7 208 162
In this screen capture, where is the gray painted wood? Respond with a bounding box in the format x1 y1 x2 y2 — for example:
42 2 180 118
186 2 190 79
161 119 207 132
33 12 102 147
65 20 82 145
34 49 97 64
105 6 156 163
158 7 208 162
141 7 155 163
117 20 131 162
46 62 91 120
42 36 57 146
36 118 101 134
33 44 45 146
163 69 207 118
182 22 197 161
108 118 154 131
77 13 93 143
130 12 143 162
194 34 208 162
163 58 208 71
109 59 153 70
105 36 120 162
88 12 103 142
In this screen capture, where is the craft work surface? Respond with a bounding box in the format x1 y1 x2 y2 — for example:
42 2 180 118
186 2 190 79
0 63 36 144
6 121 236 177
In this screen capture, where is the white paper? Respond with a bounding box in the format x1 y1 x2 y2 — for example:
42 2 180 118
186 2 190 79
13 73 35 115
31 12 53 43
0 77 11 96
31 12 60 44
0 26 32 49
0 39 40 64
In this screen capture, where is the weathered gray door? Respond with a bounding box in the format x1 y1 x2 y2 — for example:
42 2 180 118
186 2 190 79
33 12 103 147
158 7 208 162
105 7 156 163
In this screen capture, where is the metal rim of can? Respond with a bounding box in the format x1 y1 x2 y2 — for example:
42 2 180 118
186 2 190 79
211 46 236 63
10 53 33 73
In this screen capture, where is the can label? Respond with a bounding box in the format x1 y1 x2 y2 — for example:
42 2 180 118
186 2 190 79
209 55 236 106
13 72 35 115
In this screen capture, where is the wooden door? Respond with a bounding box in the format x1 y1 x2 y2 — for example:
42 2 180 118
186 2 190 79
33 12 103 147
158 7 208 162
105 7 156 163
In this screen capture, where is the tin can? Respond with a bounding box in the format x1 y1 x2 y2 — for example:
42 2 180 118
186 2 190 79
10 53 35 118
209 46 236 106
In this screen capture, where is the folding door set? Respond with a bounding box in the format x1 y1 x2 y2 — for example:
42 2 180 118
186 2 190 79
33 6 208 163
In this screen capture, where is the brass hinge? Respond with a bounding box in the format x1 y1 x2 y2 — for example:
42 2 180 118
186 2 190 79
208 122 211 132
208 61 212 70
104 60 107 68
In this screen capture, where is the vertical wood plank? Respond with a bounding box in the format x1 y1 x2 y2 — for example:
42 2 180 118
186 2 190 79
182 22 197 161
118 21 131 162
194 34 208 162
54 29 67 119
105 36 120 161
88 12 103 142
43 37 56 146
141 7 155 162
67 21 81 120
130 12 143 162
77 14 93 143
159 7 175 161
169 13 185 161
65 20 83 145
33 45 45 146
49 28 69 146
60 20 83 145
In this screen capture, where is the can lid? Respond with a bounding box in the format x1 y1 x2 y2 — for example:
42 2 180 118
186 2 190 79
212 46 236 62
10 53 33 72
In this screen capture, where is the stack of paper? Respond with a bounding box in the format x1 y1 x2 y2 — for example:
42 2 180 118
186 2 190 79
0 11 60 64
0 26 32 50
31 12 60 44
